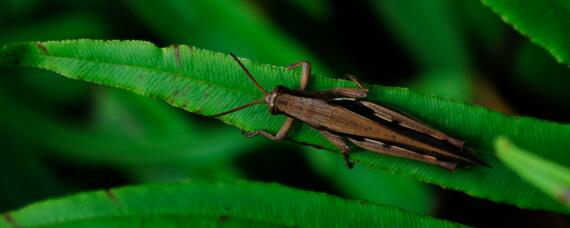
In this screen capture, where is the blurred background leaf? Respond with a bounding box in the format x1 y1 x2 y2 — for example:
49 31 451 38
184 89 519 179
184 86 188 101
496 137 570 208
368 0 471 100
481 0 570 66
513 42 570 114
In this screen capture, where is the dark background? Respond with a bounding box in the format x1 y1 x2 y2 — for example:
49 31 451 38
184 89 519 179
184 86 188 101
1 0 569 227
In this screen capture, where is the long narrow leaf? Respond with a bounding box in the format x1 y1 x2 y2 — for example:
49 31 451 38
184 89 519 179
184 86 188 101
495 137 570 207
0 180 464 227
480 0 570 66
1 40 569 213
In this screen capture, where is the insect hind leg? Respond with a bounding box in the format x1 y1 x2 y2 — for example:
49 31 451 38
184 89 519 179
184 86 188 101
320 130 354 169
243 117 295 141
321 88 368 99
347 138 457 171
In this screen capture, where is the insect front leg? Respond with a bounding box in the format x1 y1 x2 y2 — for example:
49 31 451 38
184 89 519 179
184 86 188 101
243 117 295 140
320 130 354 169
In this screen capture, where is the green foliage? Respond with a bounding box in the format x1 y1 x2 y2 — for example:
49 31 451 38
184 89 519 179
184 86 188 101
495 137 570 208
1 1 434 220
0 180 465 228
2 0 570 226
1 40 569 213
480 0 570 66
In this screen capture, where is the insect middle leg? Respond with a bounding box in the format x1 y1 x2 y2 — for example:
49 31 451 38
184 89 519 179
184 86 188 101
243 117 295 140
320 130 354 169
344 74 367 90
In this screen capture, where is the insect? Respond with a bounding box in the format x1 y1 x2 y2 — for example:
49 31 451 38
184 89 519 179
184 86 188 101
211 53 489 171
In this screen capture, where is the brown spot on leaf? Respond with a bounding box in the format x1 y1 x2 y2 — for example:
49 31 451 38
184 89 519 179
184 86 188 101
166 90 184 104
35 42 49 55
203 92 209 99
219 215 230 224
357 200 368 205
559 189 570 205
105 189 119 204
2 213 19 227
172 44 181 65
138 217 147 228
171 90 181 97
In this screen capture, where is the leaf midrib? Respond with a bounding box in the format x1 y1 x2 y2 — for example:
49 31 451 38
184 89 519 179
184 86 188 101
11 50 262 100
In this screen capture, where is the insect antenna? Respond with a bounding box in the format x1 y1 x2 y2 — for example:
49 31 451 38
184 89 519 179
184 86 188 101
229 53 269 95
210 54 270 117
210 99 266 117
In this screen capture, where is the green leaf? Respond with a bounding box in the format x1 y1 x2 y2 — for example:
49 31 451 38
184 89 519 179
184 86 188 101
495 137 570 208
0 180 465 227
480 0 570 65
121 0 331 178
0 12 111 103
1 40 570 213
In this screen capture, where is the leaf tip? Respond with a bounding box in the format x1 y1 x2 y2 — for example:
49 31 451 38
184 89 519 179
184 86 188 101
494 136 511 153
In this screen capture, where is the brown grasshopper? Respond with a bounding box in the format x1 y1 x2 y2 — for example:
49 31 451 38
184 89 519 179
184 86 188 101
212 53 489 170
